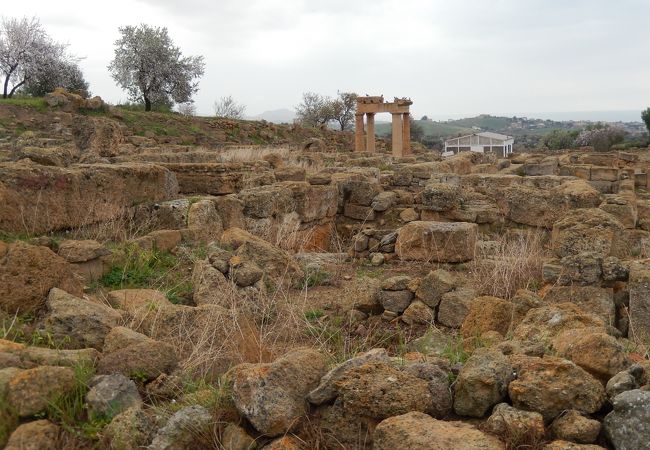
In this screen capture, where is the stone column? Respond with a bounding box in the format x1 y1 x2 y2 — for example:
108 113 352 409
366 113 376 153
391 113 403 157
402 113 411 155
355 114 365 152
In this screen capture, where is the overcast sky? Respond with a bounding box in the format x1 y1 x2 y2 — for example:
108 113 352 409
7 0 650 119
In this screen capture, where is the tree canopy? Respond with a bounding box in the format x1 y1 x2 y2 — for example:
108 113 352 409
295 91 357 129
0 16 71 98
108 24 205 111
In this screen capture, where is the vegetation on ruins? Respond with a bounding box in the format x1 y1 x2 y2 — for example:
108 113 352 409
213 95 246 119
0 16 85 99
108 24 205 112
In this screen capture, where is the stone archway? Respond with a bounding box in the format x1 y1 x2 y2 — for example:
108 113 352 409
355 95 413 157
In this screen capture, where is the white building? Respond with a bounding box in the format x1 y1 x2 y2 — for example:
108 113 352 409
443 132 514 158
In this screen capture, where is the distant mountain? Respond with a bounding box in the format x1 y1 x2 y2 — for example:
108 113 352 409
249 108 295 124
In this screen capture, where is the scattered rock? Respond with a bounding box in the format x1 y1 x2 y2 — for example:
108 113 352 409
5 420 61 450
308 348 389 405
41 288 121 350
7 366 76 417
551 410 601 444
0 242 84 315
229 349 327 436
509 356 606 421
373 411 504 450
453 349 513 418
149 405 213 450
603 389 650 450
86 374 142 419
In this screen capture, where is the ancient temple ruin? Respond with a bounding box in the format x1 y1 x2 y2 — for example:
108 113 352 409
355 95 413 157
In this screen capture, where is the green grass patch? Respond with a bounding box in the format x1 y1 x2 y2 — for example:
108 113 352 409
356 266 383 279
304 309 325 321
0 96 48 112
300 268 332 289
46 362 110 440
440 335 470 365
97 244 192 304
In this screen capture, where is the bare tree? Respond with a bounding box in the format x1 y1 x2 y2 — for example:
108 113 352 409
295 92 333 127
177 102 196 116
213 95 246 119
0 16 67 98
108 24 205 111
330 91 357 131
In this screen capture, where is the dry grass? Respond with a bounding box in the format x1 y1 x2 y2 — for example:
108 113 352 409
469 230 547 299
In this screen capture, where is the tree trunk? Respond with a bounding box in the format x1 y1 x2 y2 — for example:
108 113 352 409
144 96 151 112
8 79 26 98
3 74 9 98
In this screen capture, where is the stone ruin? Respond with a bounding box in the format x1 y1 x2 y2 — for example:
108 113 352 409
355 95 413 157
1 92 650 449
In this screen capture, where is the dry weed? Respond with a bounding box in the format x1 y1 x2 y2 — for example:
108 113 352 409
470 230 547 299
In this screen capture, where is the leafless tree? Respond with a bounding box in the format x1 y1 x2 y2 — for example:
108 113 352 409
330 91 357 130
295 92 333 127
0 16 67 98
108 24 205 111
213 95 246 119
177 102 196 116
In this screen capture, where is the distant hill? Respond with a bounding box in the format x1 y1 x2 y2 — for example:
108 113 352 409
375 114 646 142
249 108 295 124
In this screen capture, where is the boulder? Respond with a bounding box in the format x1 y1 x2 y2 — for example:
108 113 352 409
315 402 375 450
229 349 327 436
395 221 477 262
0 163 178 234
551 208 627 259
415 269 458 308
552 328 630 382
603 389 650 450
187 198 224 242
0 242 84 315
334 362 434 421
508 356 606 421
149 405 213 450
437 287 477 328
541 441 605 450
86 374 142 419
453 349 513 418
421 183 462 212
460 296 513 339
72 115 123 157
551 410 601 444
307 348 389 405
543 286 615 325
7 366 76 417
102 326 153 354
5 420 60 450
57 239 110 263
377 290 413 314
485 403 545 445
373 411 504 450
401 300 435 325
103 406 154 450
512 303 605 347
221 227 303 284
97 340 178 382
402 362 453 419
628 260 650 342
221 423 256 450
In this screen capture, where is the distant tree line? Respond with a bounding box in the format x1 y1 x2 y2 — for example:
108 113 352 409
541 123 627 152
